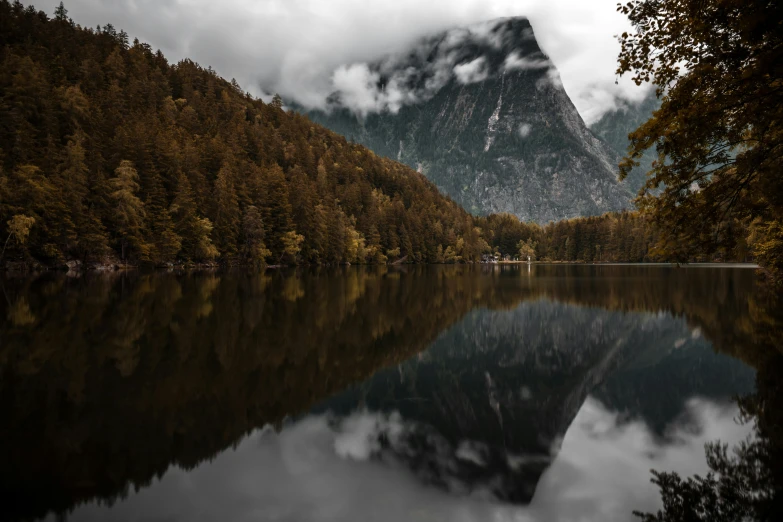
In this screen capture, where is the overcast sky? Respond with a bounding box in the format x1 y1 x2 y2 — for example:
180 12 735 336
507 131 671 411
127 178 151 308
33 0 651 124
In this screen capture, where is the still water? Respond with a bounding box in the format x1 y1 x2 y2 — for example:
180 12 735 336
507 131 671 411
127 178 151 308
0 265 779 521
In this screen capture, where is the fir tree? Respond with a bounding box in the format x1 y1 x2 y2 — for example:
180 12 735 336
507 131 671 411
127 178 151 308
145 172 181 262
109 161 147 261
170 172 217 261
212 162 241 258
242 205 270 264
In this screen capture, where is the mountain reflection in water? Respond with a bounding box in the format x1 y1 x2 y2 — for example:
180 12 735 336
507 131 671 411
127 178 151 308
0 264 777 522
58 399 749 522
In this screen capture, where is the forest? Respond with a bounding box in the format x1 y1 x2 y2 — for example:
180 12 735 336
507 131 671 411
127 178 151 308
0 1 494 267
0 1 747 268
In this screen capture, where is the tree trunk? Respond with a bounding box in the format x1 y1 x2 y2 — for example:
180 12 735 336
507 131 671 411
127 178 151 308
0 233 11 264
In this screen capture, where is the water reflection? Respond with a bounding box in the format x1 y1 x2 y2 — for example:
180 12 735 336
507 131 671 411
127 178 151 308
311 300 754 504
50 399 750 522
0 265 777 521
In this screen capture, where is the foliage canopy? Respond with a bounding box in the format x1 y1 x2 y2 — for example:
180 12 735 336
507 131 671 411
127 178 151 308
616 0 783 280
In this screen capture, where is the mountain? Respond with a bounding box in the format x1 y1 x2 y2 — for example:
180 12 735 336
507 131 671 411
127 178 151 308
0 1 488 267
589 91 661 194
304 18 633 223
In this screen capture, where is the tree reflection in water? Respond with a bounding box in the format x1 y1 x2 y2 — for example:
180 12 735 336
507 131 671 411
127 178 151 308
0 265 779 521
634 286 783 522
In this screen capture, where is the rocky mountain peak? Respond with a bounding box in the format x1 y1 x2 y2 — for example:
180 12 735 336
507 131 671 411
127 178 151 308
306 18 633 223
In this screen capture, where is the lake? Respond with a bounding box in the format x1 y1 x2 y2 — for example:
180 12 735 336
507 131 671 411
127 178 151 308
0 264 779 522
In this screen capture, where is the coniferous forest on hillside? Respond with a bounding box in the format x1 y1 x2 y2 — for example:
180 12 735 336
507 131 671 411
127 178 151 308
0 1 751 268
0 1 488 267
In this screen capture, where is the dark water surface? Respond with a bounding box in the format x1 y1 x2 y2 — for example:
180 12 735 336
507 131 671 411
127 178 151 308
0 265 777 521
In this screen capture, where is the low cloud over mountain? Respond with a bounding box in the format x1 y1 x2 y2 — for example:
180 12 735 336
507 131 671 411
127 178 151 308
34 0 651 124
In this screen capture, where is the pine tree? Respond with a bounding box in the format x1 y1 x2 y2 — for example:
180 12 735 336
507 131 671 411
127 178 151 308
288 167 321 262
170 172 217 261
212 163 241 258
242 205 270 264
53 2 67 21
57 135 109 259
145 172 181 262
262 164 293 259
399 224 414 259
109 161 147 261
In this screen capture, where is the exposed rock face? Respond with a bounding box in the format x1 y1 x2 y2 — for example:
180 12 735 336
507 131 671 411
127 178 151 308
589 91 662 194
304 18 633 222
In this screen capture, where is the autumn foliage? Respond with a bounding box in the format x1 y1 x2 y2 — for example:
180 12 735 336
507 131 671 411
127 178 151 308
0 1 493 266
617 0 783 282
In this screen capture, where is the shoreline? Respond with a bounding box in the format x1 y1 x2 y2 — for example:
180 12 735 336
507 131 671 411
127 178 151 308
494 261 760 268
0 260 761 274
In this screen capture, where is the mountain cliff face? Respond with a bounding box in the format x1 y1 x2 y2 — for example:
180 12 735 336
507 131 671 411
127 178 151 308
304 18 633 223
589 91 661 194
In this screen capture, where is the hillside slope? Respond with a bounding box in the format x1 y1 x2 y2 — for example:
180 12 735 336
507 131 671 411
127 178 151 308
0 1 488 266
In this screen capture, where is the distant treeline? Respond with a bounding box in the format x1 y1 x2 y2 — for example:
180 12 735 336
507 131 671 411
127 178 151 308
480 211 748 263
0 2 747 267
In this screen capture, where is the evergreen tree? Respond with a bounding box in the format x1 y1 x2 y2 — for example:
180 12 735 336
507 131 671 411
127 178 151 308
109 161 147 261
53 1 66 21
145 173 181 262
57 135 109 259
212 163 241 258
170 172 217 261
262 164 293 259
242 205 270 264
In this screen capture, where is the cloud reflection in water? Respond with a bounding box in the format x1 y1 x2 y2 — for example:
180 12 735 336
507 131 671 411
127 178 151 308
61 397 751 522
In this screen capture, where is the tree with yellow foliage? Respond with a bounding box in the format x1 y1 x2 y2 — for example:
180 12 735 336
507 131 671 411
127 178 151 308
1 214 35 261
617 0 783 283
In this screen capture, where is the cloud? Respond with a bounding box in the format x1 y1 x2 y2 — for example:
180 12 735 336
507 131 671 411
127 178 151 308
331 64 384 116
503 51 550 71
453 57 489 84
518 123 533 138
31 0 652 123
